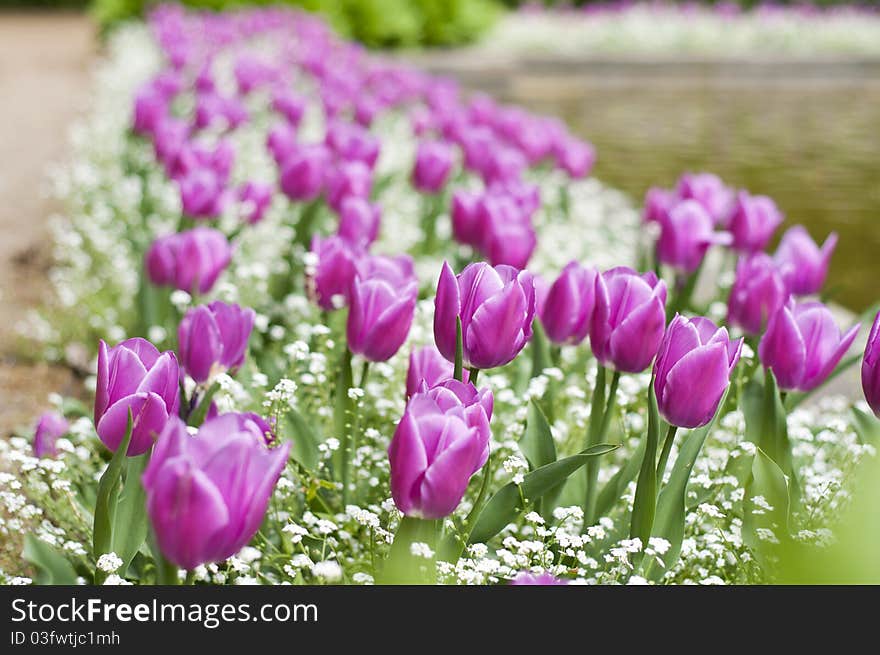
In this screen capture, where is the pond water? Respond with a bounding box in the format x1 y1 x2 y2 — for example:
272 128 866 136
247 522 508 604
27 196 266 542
458 65 880 312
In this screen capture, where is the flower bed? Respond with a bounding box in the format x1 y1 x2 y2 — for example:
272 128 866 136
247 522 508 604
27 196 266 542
2 5 877 586
481 2 880 57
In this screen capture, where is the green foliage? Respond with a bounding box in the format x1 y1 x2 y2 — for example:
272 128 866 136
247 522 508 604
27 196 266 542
88 0 499 48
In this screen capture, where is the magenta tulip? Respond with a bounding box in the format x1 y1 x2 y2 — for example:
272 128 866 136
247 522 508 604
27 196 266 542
325 160 373 212
510 571 568 586
145 227 233 295
434 261 536 370
95 338 180 456
759 300 859 392
728 190 784 253
238 180 273 224
643 187 678 224
591 267 668 373
861 311 880 417
279 143 329 202
337 196 381 248
727 253 789 336
33 412 69 459
347 265 418 362
178 301 256 383
143 414 290 570
306 235 361 311
656 200 731 273
406 344 469 399
325 121 380 169
654 315 742 428
450 190 482 249
178 168 227 219
555 138 595 179
412 140 455 194
773 225 837 296
676 172 734 226
539 261 597 345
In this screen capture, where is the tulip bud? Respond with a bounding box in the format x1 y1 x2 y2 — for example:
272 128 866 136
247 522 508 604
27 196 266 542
591 267 668 373
412 140 455 194
178 168 227 219
33 412 69 459
676 172 734 226
145 227 234 295
656 200 732 273
238 181 273 225
143 414 290 570
306 235 362 311
279 143 330 202
759 300 859 392
654 315 742 428
337 196 381 248
773 225 837 296
325 120 380 169
434 261 536 370
347 261 418 362
728 190 784 253
727 253 789 336
388 382 491 519
861 311 880 416
406 345 469 399
539 261 597 345
95 338 180 456
450 190 482 249
178 301 256 383
325 160 373 212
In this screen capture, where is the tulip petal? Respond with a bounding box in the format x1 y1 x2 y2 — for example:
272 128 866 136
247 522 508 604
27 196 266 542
136 352 180 412
661 342 730 429
97 391 169 456
106 345 149 407
433 261 462 362
758 306 806 391
388 411 429 516
466 280 528 370
607 295 666 373
419 422 481 519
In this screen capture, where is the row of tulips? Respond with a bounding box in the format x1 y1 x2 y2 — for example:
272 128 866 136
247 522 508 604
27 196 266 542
17 5 879 585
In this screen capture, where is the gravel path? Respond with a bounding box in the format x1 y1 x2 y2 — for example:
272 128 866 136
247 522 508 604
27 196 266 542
0 12 95 435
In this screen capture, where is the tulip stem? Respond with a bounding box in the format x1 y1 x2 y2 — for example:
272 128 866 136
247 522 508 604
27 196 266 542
359 361 370 389
186 381 220 427
583 366 605 524
381 516 438 584
468 367 480 386
453 317 464 382
655 424 679 484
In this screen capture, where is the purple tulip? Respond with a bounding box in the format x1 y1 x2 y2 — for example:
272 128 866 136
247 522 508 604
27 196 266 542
728 190 784 253
676 173 734 225
325 160 373 212
412 140 455 194
153 118 190 172
406 345 469 399
337 196 380 248
234 54 278 94
133 88 168 136
510 571 568 586
178 168 227 219
482 145 528 185
539 261 598 345
727 253 789 336
279 143 329 202
306 235 361 311
178 301 256 383
145 227 233 295
143 414 290 570
489 179 541 217
194 93 248 131
33 412 69 459
861 311 880 417
266 122 298 166
759 301 859 392
555 138 595 179
657 200 732 273
325 121 380 169
238 181 273 224
477 193 536 269
459 126 494 174
271 88 306 126
644 187 678 224
347 262 418 362
654 315 743 428
773 225 837 296
388 382 490 519
95 338 180 456
450 190 482 249
591 267 668 373
434 261 536 370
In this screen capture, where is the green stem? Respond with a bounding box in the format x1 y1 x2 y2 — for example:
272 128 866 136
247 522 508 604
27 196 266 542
583 366 606 523
467 367 480 386
453 316 463 382
186 381 221 427
359 361 371 389
184 569 196 585
655 424 679 483
381 516 439 584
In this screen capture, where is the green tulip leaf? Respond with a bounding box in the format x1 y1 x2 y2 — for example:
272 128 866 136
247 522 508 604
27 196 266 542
743 447 791 573
519 399 557 471
851 405 880 444
467 443 618 545
630 382 660 544
284 407 321 471
93 411 134 565
23 535 79 585
110 452 150 577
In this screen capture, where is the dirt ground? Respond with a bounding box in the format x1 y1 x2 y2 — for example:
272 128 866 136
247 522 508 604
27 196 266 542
0 12 95 436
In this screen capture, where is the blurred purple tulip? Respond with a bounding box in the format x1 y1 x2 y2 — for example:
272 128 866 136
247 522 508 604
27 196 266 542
654 315 742 428
510 571 568 586
337 196 380 248
644 187 678 224
145 227 233 295
325 160 373 212
271 88 305 126
477 193 536 269
861 311 880 417
266 122 298 166
450 190 482 249
388 381 490 519
347 263 418 362
539 261 597 345
178 168 227 219
759 300 859 392
133 88 168 136
279 143 330 202
325 120 380 169
773 225 837 296
727 253 789 336
656 200 731 273
676 172 734 226
556 138 595 179
434 261 536 370
143 414 290 570
728 190 784 253
33 412 69 459
238 181 273 224
306 235 361 311
591 267 668 373
178 301 256 383
412 140 455 194
95 338 180 456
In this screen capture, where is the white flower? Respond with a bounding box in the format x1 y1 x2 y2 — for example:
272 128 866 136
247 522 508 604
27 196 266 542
96 553 123 573
312 560 343 581
410 542 435 559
